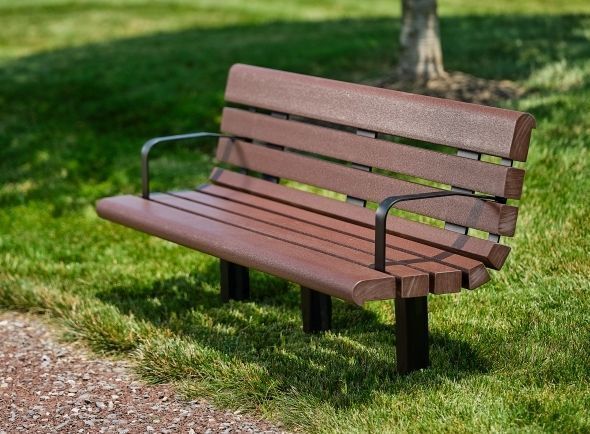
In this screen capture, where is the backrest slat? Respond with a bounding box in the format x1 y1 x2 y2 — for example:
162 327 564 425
215 64 535 257
225 64 536 161
221 107 525 199
216 138 518 236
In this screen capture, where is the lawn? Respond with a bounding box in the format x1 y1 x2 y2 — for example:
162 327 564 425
1 0 590 432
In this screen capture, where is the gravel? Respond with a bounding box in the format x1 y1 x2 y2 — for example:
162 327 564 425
0 311 287 433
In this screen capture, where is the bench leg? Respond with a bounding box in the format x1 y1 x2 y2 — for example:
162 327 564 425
395 296 429 374
220 260 249 302
301 286 332 333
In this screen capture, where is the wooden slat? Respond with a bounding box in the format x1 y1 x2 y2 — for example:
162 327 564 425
169 190 462 294
383 265 430 298
154 193 456 296
225 64 536 161
221 107 526 199
96 195 396 305
195 185 490 289
216 139 518 236
209 168 511 269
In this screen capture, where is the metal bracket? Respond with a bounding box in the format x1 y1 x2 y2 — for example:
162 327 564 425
444 150 481 234
488 233 501 243
488 158 513 242
346 129 375 207
444 222 469 236
261 112 288 183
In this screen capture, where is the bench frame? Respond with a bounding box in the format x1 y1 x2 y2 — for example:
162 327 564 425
89 64 534 375
140 131 496 374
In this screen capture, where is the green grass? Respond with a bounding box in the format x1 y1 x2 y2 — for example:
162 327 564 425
1 0 590 432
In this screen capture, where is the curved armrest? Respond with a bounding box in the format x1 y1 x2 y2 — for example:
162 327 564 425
374 191 496 272
141 132 234 199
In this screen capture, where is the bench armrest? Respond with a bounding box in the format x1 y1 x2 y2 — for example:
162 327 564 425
141 132 234 199
374 191 496 272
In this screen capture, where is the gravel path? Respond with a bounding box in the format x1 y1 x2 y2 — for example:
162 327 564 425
0 311 287 434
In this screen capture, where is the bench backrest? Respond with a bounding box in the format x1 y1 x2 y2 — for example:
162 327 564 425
214 64 535 268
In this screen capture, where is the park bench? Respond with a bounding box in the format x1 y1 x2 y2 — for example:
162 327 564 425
96 64 535 374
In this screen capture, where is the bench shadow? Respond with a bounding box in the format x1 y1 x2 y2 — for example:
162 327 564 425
96 260 493 408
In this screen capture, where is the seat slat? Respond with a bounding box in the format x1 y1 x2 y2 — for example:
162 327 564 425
216 138 518 236
155 193 461 295
200 184 489 288
383 265 431 298
209 168 511 269
225 64 536 161
170 190 465 293
96 195 396 304
176 189 488 289
198 185 489 289
221 107 525 199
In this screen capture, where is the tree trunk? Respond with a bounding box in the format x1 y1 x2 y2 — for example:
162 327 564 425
397 0 446 82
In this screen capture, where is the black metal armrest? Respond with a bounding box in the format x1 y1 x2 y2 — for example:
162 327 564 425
141 132 234 199
374 191 496 272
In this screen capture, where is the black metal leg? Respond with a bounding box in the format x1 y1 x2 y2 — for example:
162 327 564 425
395 296 429 374
301 286 332 333
220 260 249 302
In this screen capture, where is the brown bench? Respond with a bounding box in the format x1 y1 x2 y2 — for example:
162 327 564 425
96 64 535 374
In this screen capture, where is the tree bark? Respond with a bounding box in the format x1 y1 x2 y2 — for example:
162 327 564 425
397 0 446 82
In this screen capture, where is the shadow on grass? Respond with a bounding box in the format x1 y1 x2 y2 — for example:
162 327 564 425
96 261 492 408
1 14 589 210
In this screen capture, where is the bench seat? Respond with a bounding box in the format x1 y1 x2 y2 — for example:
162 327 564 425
97 181 491 303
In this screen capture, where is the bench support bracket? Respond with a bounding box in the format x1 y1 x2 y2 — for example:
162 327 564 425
395 296 429 374
301 287 332 333
220 260 250 302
